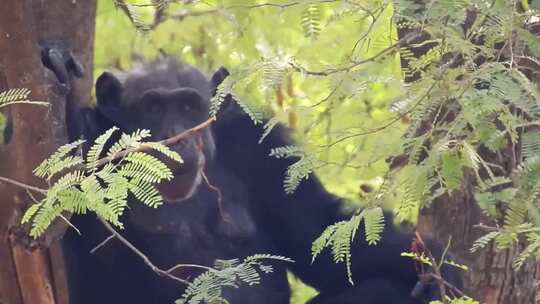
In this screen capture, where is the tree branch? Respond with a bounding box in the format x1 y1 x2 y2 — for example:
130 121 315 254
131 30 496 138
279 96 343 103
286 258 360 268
97 217 215 285
0 176 47 194
321 79 439 148
92 116 215 169
415 232 448 303
0 116 216 194
166 0 340 24
291 31 423 76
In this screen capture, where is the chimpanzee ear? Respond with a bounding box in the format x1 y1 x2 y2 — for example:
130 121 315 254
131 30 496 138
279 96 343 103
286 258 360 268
210 66 239 119
96 72 123 107
210 66 230 96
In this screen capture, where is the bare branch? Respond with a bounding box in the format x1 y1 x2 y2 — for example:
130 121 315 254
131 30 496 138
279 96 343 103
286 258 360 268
0 176 47 194
291 31 423 76
0 116 216 195
166 0 339 24
166 263 213 274
414 232 448 303
348 4 388 59
321 79 438 148
424 273 466 298
97 217 216 285
89 234 115 254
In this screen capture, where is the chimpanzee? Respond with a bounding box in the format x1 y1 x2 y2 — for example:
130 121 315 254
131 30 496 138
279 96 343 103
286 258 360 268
61 57 290 304
43 49 461 303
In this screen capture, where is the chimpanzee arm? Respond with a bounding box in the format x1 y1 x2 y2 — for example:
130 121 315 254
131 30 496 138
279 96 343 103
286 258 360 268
39 40 86 143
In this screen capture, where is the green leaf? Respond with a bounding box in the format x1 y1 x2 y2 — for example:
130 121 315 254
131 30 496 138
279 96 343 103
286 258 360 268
440 152 463 191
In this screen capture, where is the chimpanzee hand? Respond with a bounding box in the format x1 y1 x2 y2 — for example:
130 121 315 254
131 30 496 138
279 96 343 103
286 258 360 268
410 259 463 302
40 40 84 92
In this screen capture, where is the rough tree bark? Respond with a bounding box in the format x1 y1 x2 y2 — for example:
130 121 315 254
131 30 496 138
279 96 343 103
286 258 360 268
417 175 540 303
394 3 540 304
0 1 96 303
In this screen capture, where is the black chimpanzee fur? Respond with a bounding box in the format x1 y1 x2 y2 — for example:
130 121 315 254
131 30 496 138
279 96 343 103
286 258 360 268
57 55 462 304
212 79 463 304
63 58 290 304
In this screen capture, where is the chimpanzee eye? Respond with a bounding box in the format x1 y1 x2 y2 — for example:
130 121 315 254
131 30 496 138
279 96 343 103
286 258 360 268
141 90 164 115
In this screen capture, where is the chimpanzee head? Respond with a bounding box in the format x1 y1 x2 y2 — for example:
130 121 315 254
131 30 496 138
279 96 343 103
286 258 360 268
90 58 227 203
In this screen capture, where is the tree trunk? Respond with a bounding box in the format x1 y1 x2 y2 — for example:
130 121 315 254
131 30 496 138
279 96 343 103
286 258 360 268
0 1 96 303
417 173 540 303
394 4 540 304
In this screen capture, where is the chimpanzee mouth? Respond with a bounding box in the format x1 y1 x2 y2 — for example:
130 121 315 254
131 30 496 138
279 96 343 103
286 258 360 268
157 157 204 203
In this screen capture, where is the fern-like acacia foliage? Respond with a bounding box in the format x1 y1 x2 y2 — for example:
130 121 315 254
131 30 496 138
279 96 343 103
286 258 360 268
311 208 383 284
301 4 321 40
270 145 320 194
400 251 469 272
300 0 540 289
430 298 479 304
176 254 293 304
0 88 48 108
22 127 182 237
209 62 272 125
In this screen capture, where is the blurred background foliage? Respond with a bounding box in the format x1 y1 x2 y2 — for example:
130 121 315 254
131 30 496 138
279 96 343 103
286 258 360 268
95 0 405 202
94 1 407 302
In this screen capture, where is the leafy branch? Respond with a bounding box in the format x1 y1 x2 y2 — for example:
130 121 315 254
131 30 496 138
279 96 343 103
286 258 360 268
89 116 214 170
97 217 210 285
176 254 293 304
290 31 423 76
0 116 215 238
0 88 48 108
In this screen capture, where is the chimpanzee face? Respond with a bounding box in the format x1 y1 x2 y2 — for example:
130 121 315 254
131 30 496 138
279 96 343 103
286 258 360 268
92 65 216 203
135 88 209 139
